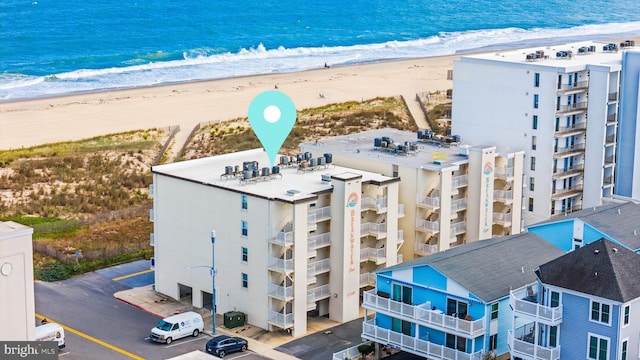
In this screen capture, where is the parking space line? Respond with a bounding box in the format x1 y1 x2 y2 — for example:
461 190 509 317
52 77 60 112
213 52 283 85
36 314 144 360
112 269 153 282
165 336 203 348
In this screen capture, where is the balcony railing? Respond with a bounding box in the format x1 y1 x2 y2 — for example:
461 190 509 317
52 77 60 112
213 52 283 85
267 283 293 300
362 318 483 360
607 113 617 123
451 198 467 213
603 176 613 185
361 222 387 238
493 212 512 225
417 195 440 209
551 184 583 200
414 242 438 256
450 221 466 236
451 174 468 188
360 247 386 264
416 219 439 233
308 283 331 304
604 155 615 164
554 122 586 135
553 143 585 157
307 258 331 277
556 101 587 114
308 232 331 250
493 189 513 203
508 330 560 360
360 272 376 288
398 204 405 217
608 91 618 102
495 166 514 180
268 310 294 329
332 342 373 360
509 285 562 325
362 196 388 212
552 164 584 179
363 290 484 338
269 230 294 246
268 256 294 274
308 206 331 224
556 81 588 92
605 134 616 144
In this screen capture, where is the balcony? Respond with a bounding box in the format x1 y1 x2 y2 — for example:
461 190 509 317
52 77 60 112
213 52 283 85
360 272 376 288
508 330 560 360
269 230 294 246
361 247 386 265
308 258 331 278
307 284 331 310
362 196 388 213
397 230 405 248
494 189 513 204
608 91 618 102
551 185 583 200
604 155 615 165
552 164 584 179
414 242 438 256
398 204 405 218
362 318 483 360
451 198 467 214
556 101 587 114
607 113 617 124
556 80 588 93
451 174 468 188
417 195 440 209
361 222 387 239
268 256 294 274
554 122 586 136
509 285 562 325
416 219 439 234
605 134 616 145
363 290 485 338
493 212 512 226
308 232 331 252
495 166 514 180
308 206 331 225
450 221 466 236
267 283 293 300
268 310 294 329
553 143 585 158
603 175 613 186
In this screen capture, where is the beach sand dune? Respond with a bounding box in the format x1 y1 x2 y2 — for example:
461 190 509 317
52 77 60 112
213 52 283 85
0 55 457 150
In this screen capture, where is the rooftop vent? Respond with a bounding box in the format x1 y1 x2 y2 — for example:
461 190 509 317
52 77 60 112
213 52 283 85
287 189 301 196
603 43 618 52
594 249 600 254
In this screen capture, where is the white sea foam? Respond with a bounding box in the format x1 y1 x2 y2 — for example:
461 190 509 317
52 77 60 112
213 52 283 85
2 21 640 101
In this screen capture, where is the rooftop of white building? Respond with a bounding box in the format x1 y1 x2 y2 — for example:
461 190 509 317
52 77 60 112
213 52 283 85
152 148 398 203
458 39 637 68
300 128 520 172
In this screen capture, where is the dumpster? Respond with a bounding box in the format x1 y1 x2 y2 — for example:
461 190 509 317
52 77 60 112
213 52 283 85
224 311 246 329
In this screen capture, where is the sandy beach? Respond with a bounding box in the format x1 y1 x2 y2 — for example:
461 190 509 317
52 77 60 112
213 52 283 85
0 54 457 150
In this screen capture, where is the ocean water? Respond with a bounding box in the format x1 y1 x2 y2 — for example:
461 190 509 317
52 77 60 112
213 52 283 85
2 0 640 101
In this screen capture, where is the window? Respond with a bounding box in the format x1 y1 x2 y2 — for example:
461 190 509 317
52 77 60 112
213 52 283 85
528 198 534 212
588 334 609 360
531 135 537 150
532 115 538 129
530 177 535 191
241 273 248 288
534 73 540 87
446 298 468 319
549 326 558 347
489 334 498 351
241 194 248 210
241 221 248 237
490 303 499 320
550 291 560 307
241 247 248 262
591 301 610 324
624 305 629 325
530 156 536 171
621 340 627 360
533 94 539 108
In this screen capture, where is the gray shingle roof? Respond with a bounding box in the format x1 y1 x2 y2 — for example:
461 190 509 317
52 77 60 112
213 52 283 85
535 238 640 302
382 232 564 303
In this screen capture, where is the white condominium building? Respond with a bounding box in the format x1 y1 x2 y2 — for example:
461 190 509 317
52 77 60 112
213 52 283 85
452 40 634 225
618 49 640 199
150 148 402 336
300 128 525 262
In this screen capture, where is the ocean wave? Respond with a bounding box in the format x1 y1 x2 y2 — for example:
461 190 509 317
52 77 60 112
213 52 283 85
2 21 640 101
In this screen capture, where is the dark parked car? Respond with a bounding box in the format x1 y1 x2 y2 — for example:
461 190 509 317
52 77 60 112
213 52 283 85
205 335 248 358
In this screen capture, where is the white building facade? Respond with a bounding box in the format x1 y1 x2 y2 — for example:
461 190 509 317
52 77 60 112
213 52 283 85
150 149 402 336
300 128 525 262
452 41 632 225
0 221 35 341
617 49 640 199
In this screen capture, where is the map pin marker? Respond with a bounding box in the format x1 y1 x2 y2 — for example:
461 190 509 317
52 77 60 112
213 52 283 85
248 90 297 166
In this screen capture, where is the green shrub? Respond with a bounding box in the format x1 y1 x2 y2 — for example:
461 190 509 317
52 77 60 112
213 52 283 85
36 263 71 282
358 344 373 356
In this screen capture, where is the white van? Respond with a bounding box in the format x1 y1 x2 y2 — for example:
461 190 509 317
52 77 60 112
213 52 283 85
150 311 204 344
36 323 66 348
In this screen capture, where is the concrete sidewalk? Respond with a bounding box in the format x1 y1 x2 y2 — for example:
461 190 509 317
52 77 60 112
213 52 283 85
115 285 335 360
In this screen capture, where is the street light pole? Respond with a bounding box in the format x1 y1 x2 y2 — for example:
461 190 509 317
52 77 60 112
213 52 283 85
211 230 216 335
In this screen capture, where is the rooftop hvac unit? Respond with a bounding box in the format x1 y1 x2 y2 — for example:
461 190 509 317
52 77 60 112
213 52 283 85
261 167 270 177
374 138 382 147
309 158 317 167
224 166 233 175
280 156 289 165
243 170 253 180
321 174 331 183
324 153 332 164
272 166 280 174
318 156 326 165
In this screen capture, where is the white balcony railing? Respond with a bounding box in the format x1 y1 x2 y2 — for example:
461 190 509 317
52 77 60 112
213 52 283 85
332 342 373 360
416 219 439 233
308 206 331 224
494 189 513 203
269 230 294 246
361 222 387 238
307 258 331 277
417 195 440 209
508 330 561 360
362 318 483 360
362 196 388 212
268 310 294 329
268 256 294 274
398 204 405 217
451 174 468 188
360 247 386 264
493 212 512 225
509 285 563 325
308 232 331 250
451 198 467 213
267 283 293 299
495 166 514 179
360 272 376 287
362 290 484 337
450 221 466 236
414 242 438 256
307 284 332 307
